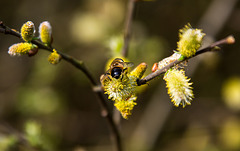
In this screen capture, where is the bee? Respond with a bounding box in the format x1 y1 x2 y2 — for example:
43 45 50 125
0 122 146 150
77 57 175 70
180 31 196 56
100 58 134 84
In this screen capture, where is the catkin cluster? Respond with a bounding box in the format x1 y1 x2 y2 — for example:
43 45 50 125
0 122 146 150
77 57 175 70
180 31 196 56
152 24 205 108
8 21 61 64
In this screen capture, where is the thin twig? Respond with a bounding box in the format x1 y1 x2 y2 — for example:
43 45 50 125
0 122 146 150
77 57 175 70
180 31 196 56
0 21 122 151
122 0 136 57
137 35 235 86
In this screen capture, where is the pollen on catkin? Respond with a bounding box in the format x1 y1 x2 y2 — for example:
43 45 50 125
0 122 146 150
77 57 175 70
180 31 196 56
8 43 37 56
39 21 52 45
164 69 194 108
48 49 61 65
103 74 138 102
130 62 147 79
114 96 137 119
177 24 205 58
101 61 147 119
21 21 35 42
103 74 138 119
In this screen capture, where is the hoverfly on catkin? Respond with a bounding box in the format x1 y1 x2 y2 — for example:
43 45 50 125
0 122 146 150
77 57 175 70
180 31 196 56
100 58 134 85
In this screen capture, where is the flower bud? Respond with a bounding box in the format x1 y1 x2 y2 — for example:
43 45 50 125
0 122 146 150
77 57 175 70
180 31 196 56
48 49 61 64
21 21 35 42
39 21 52 45
152 63 158 72
8 43 37 56
177 24 205 58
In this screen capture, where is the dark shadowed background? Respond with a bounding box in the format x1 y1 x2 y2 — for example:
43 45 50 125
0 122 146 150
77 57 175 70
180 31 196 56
0 0 240 151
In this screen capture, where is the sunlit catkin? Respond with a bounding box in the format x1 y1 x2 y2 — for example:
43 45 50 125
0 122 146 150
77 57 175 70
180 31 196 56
177 24 205 58
164 69 194 108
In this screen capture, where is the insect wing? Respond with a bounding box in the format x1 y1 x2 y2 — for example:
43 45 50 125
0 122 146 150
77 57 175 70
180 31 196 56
123 62 134 68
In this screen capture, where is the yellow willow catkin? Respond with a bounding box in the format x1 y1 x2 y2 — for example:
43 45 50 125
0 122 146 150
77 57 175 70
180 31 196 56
177 24 205 58
114 96 137 119
48 49 61 64
39 21 52 45
164 69 194 108
8 43 37 56
21 21 35 42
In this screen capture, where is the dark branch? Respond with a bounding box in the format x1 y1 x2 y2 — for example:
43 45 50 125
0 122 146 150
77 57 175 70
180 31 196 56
121 0 136 57
0 22 21 38
137 35 235 86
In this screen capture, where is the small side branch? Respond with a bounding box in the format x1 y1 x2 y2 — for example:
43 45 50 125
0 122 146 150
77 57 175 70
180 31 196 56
137 35 235 86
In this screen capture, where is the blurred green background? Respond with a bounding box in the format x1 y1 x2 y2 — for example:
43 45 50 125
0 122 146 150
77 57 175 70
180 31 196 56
0 0 240 151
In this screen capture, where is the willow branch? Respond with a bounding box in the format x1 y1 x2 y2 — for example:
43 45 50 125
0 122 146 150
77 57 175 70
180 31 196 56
0 21 122 151
137 35 235 86
121 0 136 57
